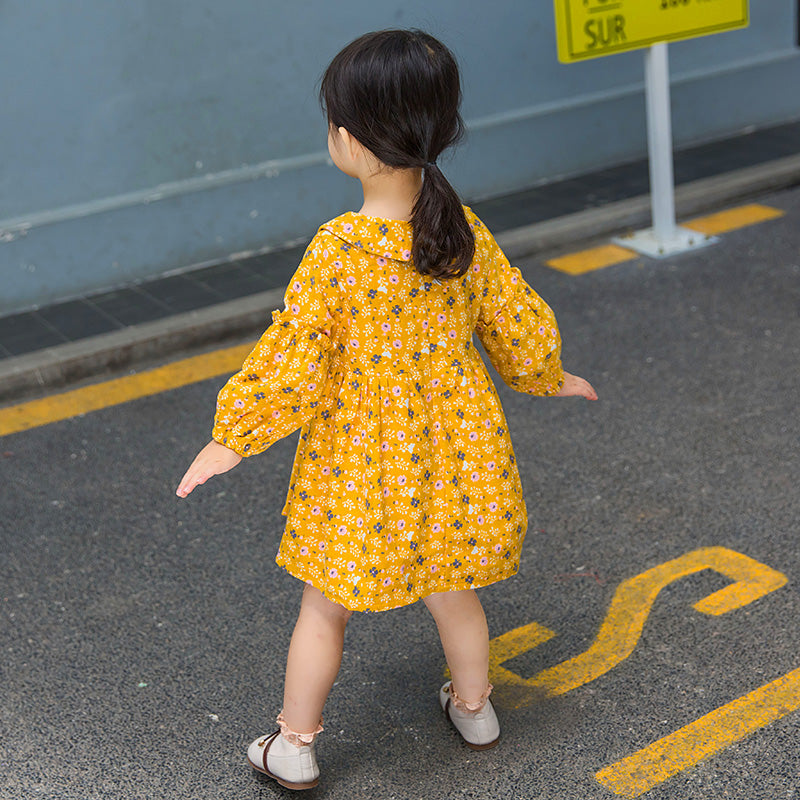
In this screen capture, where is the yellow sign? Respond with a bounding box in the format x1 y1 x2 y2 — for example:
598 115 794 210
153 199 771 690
554 0 749 62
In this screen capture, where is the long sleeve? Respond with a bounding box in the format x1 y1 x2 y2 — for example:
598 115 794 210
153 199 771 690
211 233 339 456
470 212 564 395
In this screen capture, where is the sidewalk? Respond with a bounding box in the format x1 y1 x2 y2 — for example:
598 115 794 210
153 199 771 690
1 120 799 401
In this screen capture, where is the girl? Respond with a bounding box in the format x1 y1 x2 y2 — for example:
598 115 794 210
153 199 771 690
177 29 596 791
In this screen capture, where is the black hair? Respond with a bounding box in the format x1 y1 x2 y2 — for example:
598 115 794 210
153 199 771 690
320 29 475 279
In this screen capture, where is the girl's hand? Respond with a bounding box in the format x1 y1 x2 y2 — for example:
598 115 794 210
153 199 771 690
176 440 242 498
555 372 598 400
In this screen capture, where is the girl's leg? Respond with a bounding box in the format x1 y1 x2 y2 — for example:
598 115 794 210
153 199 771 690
422 588 490 705
281 583 353 735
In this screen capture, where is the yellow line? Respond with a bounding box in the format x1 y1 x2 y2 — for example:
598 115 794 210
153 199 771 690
595 666 800 798
0 342 254 437
684 203 785 236
485 547 786 703
546 244 638 275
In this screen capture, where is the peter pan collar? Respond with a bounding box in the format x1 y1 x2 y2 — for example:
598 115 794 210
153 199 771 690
321 212 414 262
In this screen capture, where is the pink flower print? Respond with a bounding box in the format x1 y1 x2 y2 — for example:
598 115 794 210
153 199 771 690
433 421 441 431
292 281 302 292
300 546 309 556
430 564 439 573
479 557 489 566
397 519 406 530
551 328 557 337
381 322 391 333
357 517 364 527
386 533 393 543
497 315 505 324
383 487 391 498
274 352 284 363
352 434 361 446
308 363 316 372
233 398 245 409
393 339 402 349
472 263 480 273
426 393 432 403
510 273 518 284
333 259 342 269
487 462 496 472
471 472 480 482
318 541 327 550
271 410 281 419
402 249 411 260
488 501 498 512
265 427 273 435
346 275 356 286
377 257 387 267
329 568 339 578
381 441 390 452
307 382 316 392
392 386 402 397
538 325 546 335
350 339 359 349
397 431 406 441
493 543 502 553
468 432 478 442
346 480 356 491
431 378 441 388
437 313 446 324
484 419 492 429
431 523 442 534
291 303 301 314
337 525 347 536
347 561 356 571
321 466 330 476
468 388 476 398
343 223 354 234
389 274 399 284
382 577 392 587
383 397 392 407
524 358 533 366
422 319 429 330
434 480 444 490
383 252 392 259
397 475 407 485
312 506 321 516
448 330 457 339
432 436 438 446
477 515 485 525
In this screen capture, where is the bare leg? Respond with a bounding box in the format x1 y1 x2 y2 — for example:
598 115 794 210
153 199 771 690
423 589 490 705
282 583 353 734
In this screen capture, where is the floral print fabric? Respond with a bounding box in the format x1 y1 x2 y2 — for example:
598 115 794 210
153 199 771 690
212 208 564 612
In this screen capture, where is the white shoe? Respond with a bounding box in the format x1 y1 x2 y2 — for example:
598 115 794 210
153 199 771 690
439 681 500 750
247 731 320 790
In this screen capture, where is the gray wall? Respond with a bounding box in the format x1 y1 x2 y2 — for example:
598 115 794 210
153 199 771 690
1 1 798 314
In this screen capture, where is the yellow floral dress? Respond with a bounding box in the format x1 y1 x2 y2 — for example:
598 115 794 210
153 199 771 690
212 208 564 612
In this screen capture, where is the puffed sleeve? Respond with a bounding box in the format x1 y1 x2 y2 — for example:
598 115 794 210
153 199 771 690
469 211 564 395
211 232 340 456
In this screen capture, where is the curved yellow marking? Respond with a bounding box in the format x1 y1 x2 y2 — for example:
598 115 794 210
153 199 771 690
488 547 786 703
596 665 800 797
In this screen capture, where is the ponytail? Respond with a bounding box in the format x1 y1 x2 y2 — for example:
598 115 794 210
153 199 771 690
321 29 475 279
412 164 475 278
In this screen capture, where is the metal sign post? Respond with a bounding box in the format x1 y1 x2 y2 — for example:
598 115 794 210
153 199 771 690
612 42 716 258
553 1 748 258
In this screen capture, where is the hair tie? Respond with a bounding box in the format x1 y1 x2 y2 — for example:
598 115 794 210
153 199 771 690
424 161 437 169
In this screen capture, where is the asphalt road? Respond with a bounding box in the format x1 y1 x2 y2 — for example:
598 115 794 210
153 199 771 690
2 186 799 800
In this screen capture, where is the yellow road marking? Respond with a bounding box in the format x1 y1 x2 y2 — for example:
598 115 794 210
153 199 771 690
486 547 786 702
489 547 787 708
0 342 254 437
684 203 785 236
546 243 638 275
595 665 800 798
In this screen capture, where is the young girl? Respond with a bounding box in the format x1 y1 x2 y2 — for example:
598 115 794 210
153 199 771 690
177 29 596 791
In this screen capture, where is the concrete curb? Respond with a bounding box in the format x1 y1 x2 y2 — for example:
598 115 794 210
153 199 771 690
2 152 800 404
